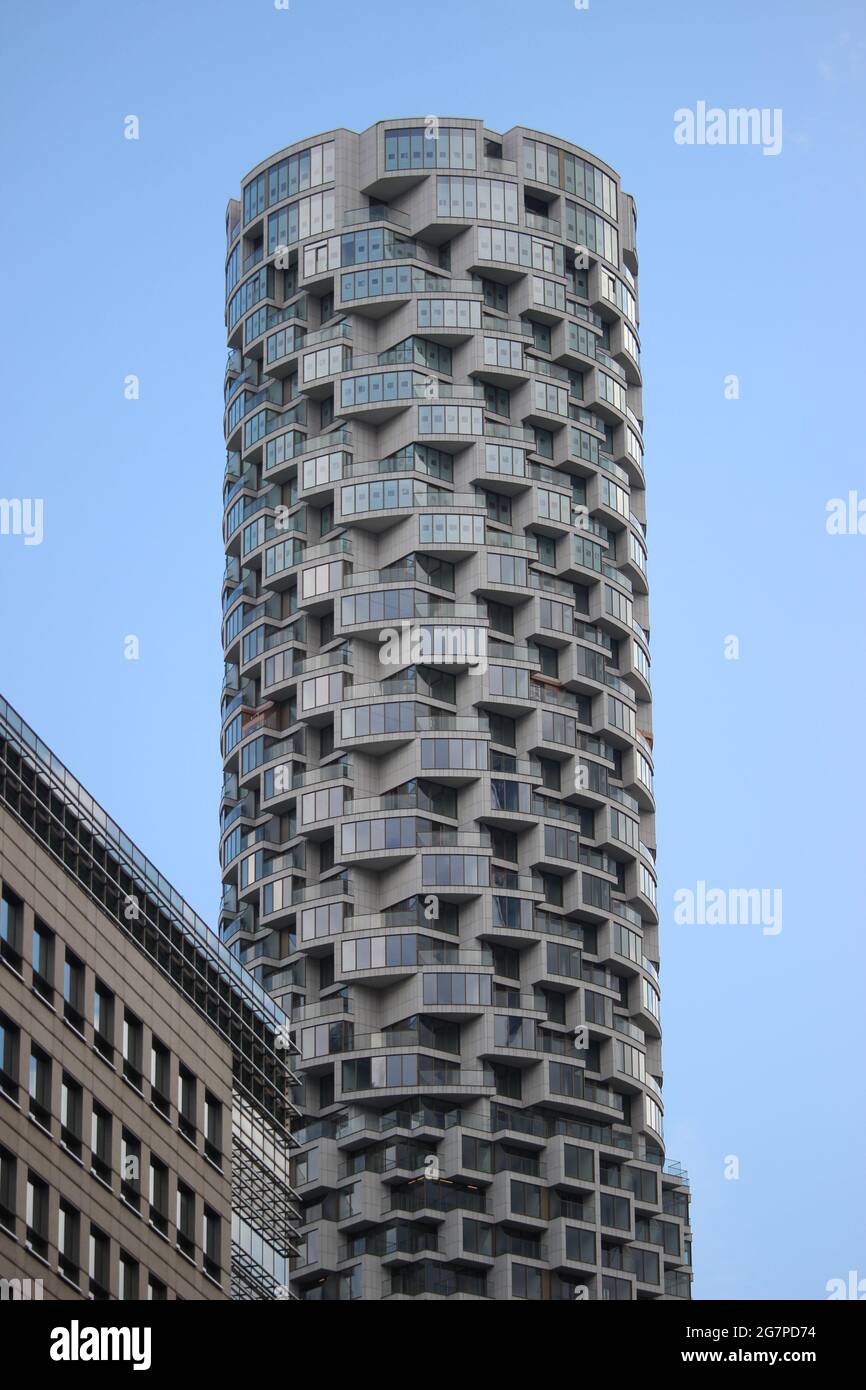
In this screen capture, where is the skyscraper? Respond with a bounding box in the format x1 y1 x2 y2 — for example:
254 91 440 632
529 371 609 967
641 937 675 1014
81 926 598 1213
221 118 691 1300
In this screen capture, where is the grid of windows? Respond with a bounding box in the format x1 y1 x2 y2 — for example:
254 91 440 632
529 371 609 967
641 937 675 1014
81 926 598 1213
522 139 617 218
477 227 565 274
267 141 335 204
437 176 518 223
385 127 478 171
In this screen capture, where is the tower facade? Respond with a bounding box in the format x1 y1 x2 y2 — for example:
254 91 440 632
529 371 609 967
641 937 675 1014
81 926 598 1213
221 118 691 1300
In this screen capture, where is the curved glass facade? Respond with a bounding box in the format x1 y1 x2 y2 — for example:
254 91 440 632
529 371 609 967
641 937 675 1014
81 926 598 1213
222 119 691 1301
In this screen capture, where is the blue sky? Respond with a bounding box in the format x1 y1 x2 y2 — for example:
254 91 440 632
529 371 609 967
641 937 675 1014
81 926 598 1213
1 0 864 1300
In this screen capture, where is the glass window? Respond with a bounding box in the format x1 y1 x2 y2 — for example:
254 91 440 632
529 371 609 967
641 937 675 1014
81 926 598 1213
178 1066 197 1142
31 920 54 1001
60 1073 83 1157
177 1182 196 1257
91 1103 113 1184
63 949 86 1031
122 1010 143 1089
93 980 114 1060
118 1251 139 1300
600 1193 631 1230
0 885 23 969
203 1207 222 1280
204 1092 223 1166
512 1263 542 1299
0 1144 17 1232
0 1014 20 1100
26 1171 50 1258
88 1225 111 1299
58 1200 81 1285
28 1045 52 1128
151 1039 171 1113
147 1158 168 1236
385 127 477 171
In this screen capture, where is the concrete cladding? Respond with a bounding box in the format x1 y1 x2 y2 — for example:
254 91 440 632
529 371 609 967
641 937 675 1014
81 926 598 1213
221 118 691 1301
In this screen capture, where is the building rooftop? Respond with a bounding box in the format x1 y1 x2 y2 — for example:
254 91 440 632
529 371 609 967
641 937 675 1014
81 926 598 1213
0 692 300 1137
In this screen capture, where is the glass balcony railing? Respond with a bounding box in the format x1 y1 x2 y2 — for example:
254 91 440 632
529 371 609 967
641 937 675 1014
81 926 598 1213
484 422 537 443
291 761 352 788
524 210 561 235
223 469 259 510
291 1102 640 1155
295 427 353 458
411 599 488 620
415 828 491 849
527 913 585 942
341 1029 462 1055
486 642 538 664
529 356 570 383
486 530 538 553
531 796 583 826
291 995 352 1023
221 683 256 723
602 562 633 594
302 536 352 560
303 320 352 348
413 712 487 734
292 648 352 675
221 797 253 833
343 204 412 229
481 314 533 336
347 486 485 510
263 619 307 653
596 347 627 380
598 452 631 486
529 571 574 597
527 684 586 713
607 784 640 814
607 899 642 929
482 155 518 175
663 1161 689 1185
342 453 448 481
290 878 353 904
345 792 438 816
612 1014 646 1044
410 381 485 401
342 567 418 590
490 867 544 894
567 301 604 329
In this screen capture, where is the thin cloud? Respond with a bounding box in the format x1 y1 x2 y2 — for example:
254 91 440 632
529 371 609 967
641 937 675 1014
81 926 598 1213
818 32 866 82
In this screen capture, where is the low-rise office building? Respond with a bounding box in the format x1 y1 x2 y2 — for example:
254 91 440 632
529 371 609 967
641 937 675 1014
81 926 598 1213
0 694 301 1300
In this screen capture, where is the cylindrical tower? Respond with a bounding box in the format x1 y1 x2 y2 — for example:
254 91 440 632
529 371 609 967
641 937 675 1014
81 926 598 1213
220 118 691 1301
